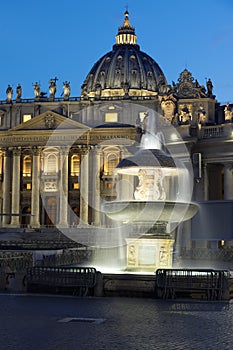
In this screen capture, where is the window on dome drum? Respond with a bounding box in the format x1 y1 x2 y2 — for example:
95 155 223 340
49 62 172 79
105 112 118 122
23 114 32 123
23 156 32 177
71 155 80 176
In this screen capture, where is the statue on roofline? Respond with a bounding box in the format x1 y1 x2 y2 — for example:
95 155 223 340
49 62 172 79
32 82 41 98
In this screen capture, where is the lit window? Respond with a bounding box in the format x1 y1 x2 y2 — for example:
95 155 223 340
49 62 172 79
71 155 80 176
107 153 118 175
73 183 79 189
23 156 32 177
23 114 32 123
105 113 118 122
26 183 31 190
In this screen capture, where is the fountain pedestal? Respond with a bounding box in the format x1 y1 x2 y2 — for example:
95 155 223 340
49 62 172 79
126 236 174 272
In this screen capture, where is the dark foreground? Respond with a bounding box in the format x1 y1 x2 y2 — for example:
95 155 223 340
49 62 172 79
0 293 232 350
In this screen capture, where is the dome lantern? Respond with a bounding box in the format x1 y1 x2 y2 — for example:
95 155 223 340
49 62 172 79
116 10 137 45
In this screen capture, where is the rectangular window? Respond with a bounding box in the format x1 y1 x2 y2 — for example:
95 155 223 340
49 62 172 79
105 113 118 122
23 114 32 123
73 183 79 189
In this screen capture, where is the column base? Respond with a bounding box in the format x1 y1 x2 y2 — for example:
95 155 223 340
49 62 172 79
57 223 69 229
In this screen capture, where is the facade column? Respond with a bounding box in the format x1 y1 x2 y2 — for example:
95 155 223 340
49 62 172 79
224 163 233 200
31 146 41 227
2 149 11 226
11 147 21 226
92 146 101 226
58 146 69 227
119 149 134 200
203 162 209 201
80 147 89 224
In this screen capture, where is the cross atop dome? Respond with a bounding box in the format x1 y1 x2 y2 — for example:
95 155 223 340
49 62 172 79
116 10 137 45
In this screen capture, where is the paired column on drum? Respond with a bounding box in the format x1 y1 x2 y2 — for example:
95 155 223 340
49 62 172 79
58 146 69 227
2 149 11 225
11 147 21 226
80 147 89 224
31 146 41 227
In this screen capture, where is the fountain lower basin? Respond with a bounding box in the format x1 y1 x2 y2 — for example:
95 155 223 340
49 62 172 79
104 200 199 223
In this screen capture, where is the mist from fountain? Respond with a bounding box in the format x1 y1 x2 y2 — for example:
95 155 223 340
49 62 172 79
103 109 199 272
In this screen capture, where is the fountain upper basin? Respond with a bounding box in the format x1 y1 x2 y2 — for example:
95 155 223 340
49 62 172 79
104 200 199 223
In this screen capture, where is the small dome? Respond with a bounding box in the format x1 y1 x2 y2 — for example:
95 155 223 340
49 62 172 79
81 11 167 99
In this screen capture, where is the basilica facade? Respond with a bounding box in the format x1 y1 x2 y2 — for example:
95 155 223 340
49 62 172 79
0 11 232 253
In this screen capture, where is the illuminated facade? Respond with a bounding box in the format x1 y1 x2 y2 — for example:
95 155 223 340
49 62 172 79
0 11 232 255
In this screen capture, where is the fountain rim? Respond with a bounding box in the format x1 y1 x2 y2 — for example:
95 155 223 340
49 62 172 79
103 200 199 223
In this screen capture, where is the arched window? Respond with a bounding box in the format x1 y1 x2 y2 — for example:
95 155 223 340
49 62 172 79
71 155 80 176
47 154 57 174
42 148 59 175
23 156 32 177
107 153 118 175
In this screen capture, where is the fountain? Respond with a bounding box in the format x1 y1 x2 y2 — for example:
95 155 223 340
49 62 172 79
104 110 199 272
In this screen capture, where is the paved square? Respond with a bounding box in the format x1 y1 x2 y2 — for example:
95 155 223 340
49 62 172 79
0 293 232 350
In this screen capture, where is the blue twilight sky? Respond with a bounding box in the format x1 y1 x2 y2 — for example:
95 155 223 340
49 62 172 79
1 0 233 104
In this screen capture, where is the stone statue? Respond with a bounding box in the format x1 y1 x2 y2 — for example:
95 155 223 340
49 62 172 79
198 105 207 124
224 103 233 122
206 78 213 96
62 81 70 99
161 99 176 124
32 82 40 98
16 84 22 100
48 77 58 98
6 85 13 102
178 106 192 125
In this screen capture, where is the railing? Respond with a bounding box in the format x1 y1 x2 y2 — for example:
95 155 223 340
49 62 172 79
0 94 157 105
180 247 233 261
155 268 230 300
26 266 97 296
198 125 224 139
0 96 82 105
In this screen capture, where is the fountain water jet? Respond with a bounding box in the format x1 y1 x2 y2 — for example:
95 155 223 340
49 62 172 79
104 110 199 272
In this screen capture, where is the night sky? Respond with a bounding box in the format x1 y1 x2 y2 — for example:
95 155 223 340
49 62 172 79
1 0 233 103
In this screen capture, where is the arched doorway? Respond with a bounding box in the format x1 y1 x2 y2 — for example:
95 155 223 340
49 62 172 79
22 207 31 227
44 197 57 226
71 207 80 226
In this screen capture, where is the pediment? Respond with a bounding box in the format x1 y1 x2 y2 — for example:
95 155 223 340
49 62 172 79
9 110 89 132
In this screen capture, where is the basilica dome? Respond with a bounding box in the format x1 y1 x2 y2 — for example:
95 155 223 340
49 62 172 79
81 11 167 99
